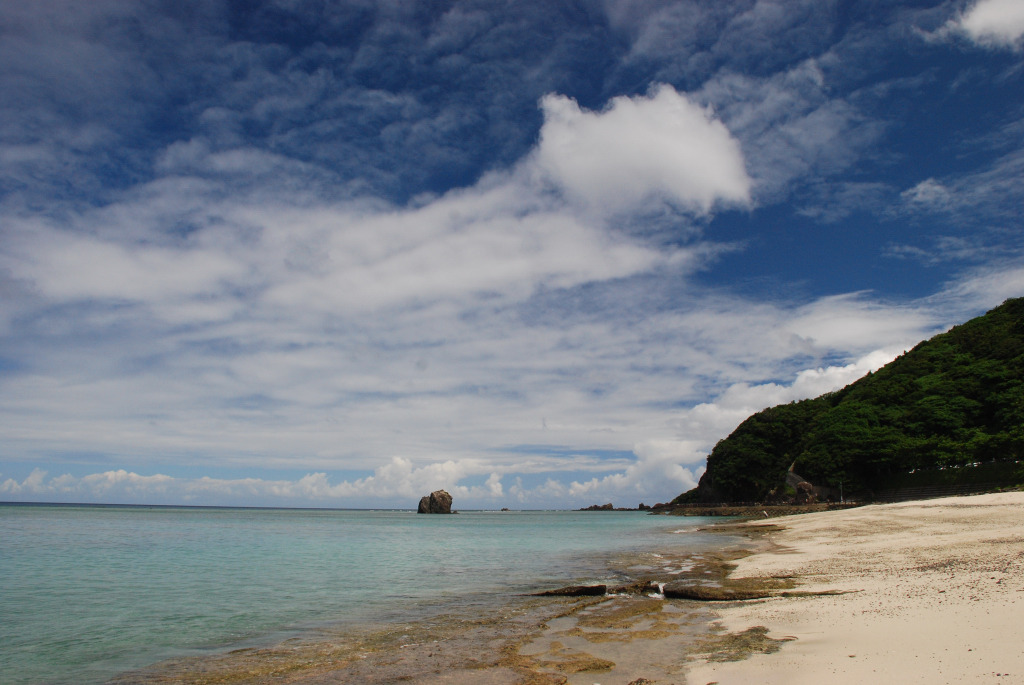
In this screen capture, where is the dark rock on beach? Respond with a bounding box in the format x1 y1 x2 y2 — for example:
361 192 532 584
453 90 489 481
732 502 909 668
609 580 662 595
530 581 663 597
417 490 453 514
531 584 608 596
661 581 772 601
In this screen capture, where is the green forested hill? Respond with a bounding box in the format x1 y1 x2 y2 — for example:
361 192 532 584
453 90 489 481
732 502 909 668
676 298 1024 503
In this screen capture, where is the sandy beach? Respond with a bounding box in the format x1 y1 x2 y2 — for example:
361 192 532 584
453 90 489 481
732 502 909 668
685 491 1024 685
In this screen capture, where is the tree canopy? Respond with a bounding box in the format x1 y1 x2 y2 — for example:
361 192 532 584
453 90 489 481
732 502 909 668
676 298 1024 503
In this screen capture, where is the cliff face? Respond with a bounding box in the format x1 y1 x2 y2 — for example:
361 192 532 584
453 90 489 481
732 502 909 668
676 298 1024 504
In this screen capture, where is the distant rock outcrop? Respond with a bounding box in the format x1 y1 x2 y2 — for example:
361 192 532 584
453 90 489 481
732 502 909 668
579 502 649 511
417 490 453 514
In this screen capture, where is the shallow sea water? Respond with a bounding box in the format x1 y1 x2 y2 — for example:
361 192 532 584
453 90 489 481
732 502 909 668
0 504 732 684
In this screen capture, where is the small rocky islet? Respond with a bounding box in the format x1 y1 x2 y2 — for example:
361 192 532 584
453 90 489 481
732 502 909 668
416 489 454 514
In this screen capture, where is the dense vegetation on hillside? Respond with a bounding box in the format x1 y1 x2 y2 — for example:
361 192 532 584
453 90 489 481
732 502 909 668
676 298 1024 503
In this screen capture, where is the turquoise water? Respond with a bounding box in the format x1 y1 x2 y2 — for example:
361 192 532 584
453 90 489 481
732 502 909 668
0 504 722 685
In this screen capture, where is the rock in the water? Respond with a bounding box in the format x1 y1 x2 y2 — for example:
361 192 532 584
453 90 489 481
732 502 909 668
417 489 453 514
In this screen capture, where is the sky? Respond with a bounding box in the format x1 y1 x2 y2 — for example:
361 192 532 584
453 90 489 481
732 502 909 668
1 0 1023 509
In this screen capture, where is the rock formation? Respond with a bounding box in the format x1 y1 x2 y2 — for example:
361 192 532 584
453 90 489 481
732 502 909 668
794 480 817 504
417 489 453 514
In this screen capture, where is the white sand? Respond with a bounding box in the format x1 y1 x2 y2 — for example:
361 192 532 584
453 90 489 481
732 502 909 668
686 492 1024 685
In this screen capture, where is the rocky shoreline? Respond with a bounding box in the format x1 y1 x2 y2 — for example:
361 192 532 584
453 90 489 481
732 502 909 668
578 500 864 517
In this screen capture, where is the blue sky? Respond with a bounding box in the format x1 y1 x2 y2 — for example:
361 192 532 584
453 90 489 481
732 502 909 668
2 0 1023 509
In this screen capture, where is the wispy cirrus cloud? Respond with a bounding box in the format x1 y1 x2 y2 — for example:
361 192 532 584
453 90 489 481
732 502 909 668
696 60 887 205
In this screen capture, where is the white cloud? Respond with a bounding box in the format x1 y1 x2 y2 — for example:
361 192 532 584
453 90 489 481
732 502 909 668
957 0 1024 49
939 264 1024 309
787 294 936 352
564 438 706 504
0 184 988 508
255 187 668 314
602 0 837 84
533 85 751 216
1 468 176 499
0 460 615 508
2 222 246 304
898 149 1024 226
902 178 952 209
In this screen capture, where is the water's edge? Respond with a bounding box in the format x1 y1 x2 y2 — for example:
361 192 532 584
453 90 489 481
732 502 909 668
109 520 754 684
1 505 748 685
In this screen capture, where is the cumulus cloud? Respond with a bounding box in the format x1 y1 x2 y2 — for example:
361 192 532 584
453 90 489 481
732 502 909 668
0 460 613 508
956 0 1024 49
533 85 751 215
1 469 175 499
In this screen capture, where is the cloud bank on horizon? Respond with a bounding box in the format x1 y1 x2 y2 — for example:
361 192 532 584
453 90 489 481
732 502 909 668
2 0 1023 508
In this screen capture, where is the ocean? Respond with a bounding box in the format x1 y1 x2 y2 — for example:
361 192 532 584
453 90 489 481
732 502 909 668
0 503 732 685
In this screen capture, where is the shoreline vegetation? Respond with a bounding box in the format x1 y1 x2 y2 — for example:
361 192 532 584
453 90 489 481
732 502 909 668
111 490 1024 684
